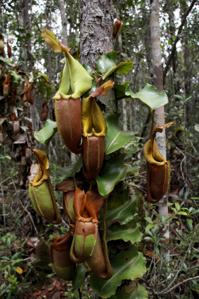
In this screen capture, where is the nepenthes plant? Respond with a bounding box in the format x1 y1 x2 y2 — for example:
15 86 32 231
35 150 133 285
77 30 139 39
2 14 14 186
28 29 170 298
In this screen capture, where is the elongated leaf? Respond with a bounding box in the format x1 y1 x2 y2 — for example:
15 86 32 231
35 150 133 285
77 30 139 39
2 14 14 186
114 61 133 75
97 55 116 75
34 119 57 144
107 198 137 226
96 53 133 79
73 264 87 289
110 284 148 299
90 247 146 298
96 157 127 197
108 223 142 244
102 61 133 80
126 83 168 110
63 157 83 178
105 115 133 155
41 29 62 53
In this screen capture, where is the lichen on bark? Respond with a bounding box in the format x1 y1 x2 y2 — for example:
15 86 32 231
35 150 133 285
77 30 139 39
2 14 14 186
80 0 115 68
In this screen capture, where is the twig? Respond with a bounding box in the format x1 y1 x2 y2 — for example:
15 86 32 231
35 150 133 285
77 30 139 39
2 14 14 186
10 178 38 234
18 196 39 234
163 0 197 83
155 275 199 295
154 239 193 294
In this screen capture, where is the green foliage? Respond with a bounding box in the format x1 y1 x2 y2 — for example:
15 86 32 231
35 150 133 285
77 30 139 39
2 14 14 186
126 83 168 110
105 115 134 155
110 284 148 299
96 157 128 196
143 198 199 297
72 264 87 289
34 119 57 144
10 70 22 83
108 223 142 244
115 82 130 100
90 247 146 298
106 189 138 226
96 51 133 79
63 156 83 179
0 233 29 299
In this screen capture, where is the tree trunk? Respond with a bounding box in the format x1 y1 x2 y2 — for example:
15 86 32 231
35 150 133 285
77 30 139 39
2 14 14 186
80 0 116 114
80 0 114 68
57 0 68 45
17 0 33 188
179 0 192 194
180 0 192 123
18 0 33 71
165 0 178 94
150 0 169 238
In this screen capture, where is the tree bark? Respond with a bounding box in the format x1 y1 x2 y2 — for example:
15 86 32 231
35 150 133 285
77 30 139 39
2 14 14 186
18 0 33 71
80 0 116 114
80 0 114 68
165 0 178 94
180 0 192 122
57 0 68 45
150 0 169 237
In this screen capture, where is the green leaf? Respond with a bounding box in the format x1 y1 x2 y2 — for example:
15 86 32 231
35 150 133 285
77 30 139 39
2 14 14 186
177 211 189 216
108 223 142 244
36 71 50 82
10 70 22 83
115 61 133 75
107 188 142 226
34 119 57 144
110 284 148 299
107 198 137 226
105 115 133 155
96 54 116 75
63 157 83 178
96 52 133 79
0 56 15 67
175 202 180 211
96 157 127 197
90 247 146 298
126 83 168 110
73 264 87 289
115 82 130 99
102 61 133 80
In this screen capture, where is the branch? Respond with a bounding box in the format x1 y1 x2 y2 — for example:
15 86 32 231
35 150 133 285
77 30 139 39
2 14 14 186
163 0 197 82
155 275 199 295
